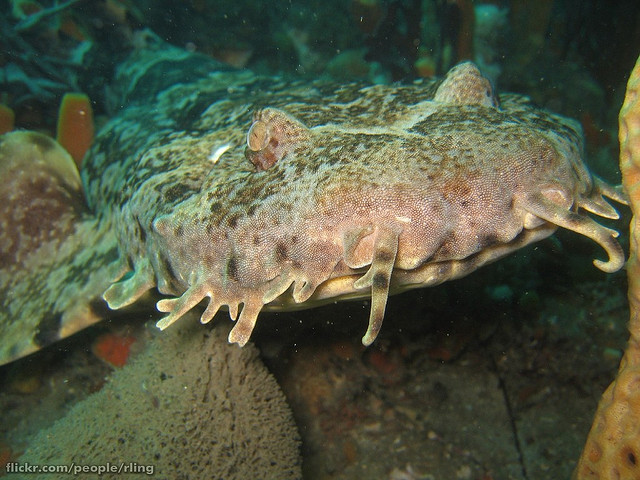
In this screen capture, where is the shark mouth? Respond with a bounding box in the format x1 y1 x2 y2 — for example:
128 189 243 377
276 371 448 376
147 222 557 348
107 172 626 349
149 226 400 347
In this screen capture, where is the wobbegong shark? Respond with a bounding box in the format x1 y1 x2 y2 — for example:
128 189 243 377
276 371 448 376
0 35 627 365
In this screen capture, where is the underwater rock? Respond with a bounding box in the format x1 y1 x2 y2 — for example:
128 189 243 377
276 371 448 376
19 315 301 479
575 55 640 479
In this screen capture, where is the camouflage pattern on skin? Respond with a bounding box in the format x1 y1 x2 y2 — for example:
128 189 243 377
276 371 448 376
0 37 628 365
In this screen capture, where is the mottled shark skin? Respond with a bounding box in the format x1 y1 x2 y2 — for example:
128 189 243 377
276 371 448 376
0 37 628 365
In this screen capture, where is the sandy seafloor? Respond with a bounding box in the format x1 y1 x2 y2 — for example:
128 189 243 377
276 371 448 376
0 226 630 479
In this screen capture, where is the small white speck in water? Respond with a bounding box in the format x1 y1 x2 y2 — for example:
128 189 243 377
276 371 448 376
209 144 231 164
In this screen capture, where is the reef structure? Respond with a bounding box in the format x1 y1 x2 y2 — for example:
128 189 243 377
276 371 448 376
18 317 302 479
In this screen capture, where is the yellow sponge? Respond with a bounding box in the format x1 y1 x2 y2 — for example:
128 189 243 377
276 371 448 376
575 55 640 480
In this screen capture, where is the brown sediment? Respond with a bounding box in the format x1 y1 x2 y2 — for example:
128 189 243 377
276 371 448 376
575 55 640 479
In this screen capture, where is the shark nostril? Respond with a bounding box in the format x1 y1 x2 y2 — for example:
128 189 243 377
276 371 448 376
342 225 375 268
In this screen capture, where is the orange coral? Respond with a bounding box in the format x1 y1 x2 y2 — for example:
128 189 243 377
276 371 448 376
414 51 437 78
0 105 14 135
56 93 94 168
350 0 386 35
575 55 640 479
0 440 21 477
91 333 136 368
453 0 475 61
58 16 87 41
11 0 43 17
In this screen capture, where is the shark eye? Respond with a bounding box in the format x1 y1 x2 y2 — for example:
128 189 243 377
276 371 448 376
246 120 270 152
244 108 310 171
